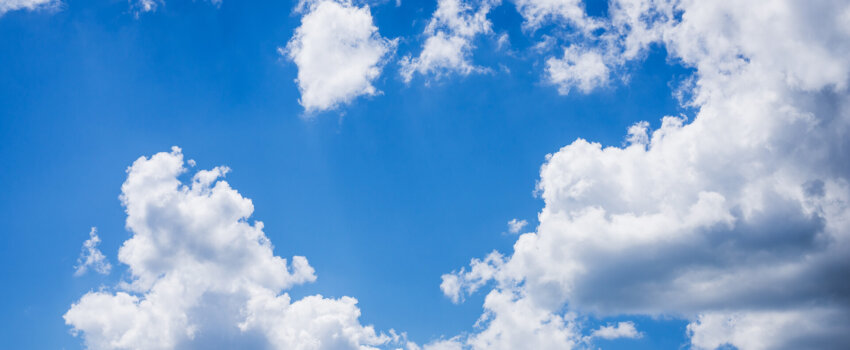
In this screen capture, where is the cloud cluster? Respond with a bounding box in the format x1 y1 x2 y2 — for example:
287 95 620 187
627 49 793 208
74 227 111 276
400 0 499 82
439 0 850 349
284 0 395 113
64 147 389 349
0 0 58 16
58 1 850 349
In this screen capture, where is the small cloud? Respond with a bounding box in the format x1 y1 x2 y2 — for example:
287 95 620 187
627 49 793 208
0 0 61 16
496 33 510 50
507 218 528 234
74 227 111 276
284 0 396 113
589 321 642 340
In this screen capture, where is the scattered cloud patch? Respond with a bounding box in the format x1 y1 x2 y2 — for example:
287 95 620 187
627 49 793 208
0 0 59 16
546 46 610 94
74 227 111 276
506 218 527 234
588 321 641 340
284 0 395 113
400 0 499 82
512 0 598 30
440 251 504 304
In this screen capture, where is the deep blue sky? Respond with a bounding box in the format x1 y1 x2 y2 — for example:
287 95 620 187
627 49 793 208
0 0 693 348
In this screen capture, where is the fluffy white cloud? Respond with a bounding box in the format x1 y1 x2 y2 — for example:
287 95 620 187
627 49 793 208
545 46 610 94
506 219 527 234
400 0 498 82
441 0 850 349
0 0 58 15
285 0 395 112
64 147 389 349
74 227 111 276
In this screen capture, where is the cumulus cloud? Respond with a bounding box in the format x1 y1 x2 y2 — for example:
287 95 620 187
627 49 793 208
74 227 111 276
506 219 527 234
0 0 59 15
64 147 389 349
440 0 850 349
284 0 395 112
400 0 498 82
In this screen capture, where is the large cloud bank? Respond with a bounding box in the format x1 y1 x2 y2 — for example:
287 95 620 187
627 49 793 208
438 0 850 349
64 147 390 350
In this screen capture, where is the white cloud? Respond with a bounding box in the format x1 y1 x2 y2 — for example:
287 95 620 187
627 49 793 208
521 0 678 95
511 0 597 30
440 251 504 303
624 120 649 146
440 0 850 349
687 309 850 350
506 218 527 234
400 0 499 82
64 147 389 349
285 0 395 113
0 0 58 15
546 46 610 94
74 227 112 276
588 321 641 340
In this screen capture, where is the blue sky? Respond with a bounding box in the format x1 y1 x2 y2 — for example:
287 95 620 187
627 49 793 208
1 1 849 350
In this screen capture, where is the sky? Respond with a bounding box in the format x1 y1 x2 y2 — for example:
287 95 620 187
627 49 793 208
0 0 848 349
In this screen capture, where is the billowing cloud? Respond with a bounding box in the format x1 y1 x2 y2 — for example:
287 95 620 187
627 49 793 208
400 0 498 82
440 0 850 349
284 0 395 113
0 0 58 16
64 147 389 349
74 227 111 276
